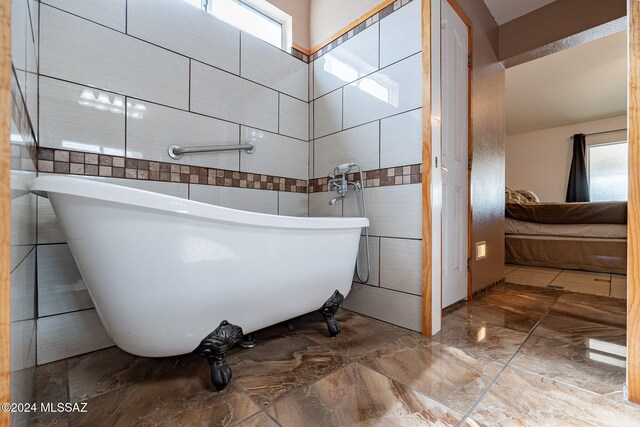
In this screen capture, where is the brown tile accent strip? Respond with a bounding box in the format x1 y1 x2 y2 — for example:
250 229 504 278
471 278 507 298
290 46 310 63
37 148 308 194
308 164 422 193
310 0 414 62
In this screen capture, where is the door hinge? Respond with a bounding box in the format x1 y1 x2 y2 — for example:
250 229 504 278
467 257 471 272
468 155 472 169
468 53 472 68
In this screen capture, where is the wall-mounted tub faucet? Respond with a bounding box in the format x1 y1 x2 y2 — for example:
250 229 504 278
327 163 370 283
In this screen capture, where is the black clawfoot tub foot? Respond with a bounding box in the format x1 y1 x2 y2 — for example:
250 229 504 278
319 290 344 338
196 320 243 391
239 333 256 348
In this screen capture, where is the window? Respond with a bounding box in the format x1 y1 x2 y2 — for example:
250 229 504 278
184 0 292 51
588 141 628 202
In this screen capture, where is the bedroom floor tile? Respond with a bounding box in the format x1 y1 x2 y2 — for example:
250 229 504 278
531 313 626 346
504 265 562 287
504 264 521 275
469 366 640 426
611 274 627 299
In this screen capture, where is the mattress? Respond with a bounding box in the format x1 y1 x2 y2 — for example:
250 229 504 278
506 202 627 225
505 218 627 239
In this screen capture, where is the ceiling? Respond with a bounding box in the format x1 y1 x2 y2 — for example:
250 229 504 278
484 0 556 25
505 31 627 135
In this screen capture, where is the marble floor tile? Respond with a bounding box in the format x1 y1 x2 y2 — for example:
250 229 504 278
72 359 260 427
532 313 626 346
511 335 626 397
30 361 70 427
504 264 521 275
34 360 68 404
550 292 627 328
228 333 348 406
435 315 529 363
67 346 180 402
268 363 466 427
295 310 409 358
361 335 502 413
475 285 559 315
447 300 543 333
611 274 627 299
233 412 280 427
549 270 611 296
471 366 640 426
504 265 562 287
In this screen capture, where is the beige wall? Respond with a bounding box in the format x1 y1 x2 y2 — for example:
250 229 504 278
266 0 311 50
309 0 385 49
506 115 627 202
456 0 506 292
499 0 626 61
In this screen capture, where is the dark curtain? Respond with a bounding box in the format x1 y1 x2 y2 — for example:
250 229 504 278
566 133 590 203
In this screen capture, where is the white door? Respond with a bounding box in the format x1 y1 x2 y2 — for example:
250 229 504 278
441 0 469 308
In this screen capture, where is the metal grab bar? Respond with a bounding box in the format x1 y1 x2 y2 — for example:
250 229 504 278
168 143 256 160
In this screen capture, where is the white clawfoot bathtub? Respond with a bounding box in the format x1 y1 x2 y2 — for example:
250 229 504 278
31 176 368 358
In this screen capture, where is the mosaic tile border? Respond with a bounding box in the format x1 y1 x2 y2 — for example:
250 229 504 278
37 148 308 194
309 0 415 62
308 164 422 193
290 47 310 63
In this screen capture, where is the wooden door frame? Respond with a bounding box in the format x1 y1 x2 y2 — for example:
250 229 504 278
422 0 473 336
627 0 640 405
1 0 11 422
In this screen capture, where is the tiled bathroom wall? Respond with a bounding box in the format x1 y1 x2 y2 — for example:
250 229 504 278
308 0 424 331
30 0 425 367
10 0 39 424
35 0 310 364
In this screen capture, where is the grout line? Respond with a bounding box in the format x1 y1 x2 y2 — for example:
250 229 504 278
39 73 310 144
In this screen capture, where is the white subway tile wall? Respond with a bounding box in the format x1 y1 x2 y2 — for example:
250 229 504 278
313 23 379 99
190 60 279 132
380 108 422 168
127 0 240 74
39 77 126 155
190 185 279 214
42 0 126 31
126 100 240 169
314 121 380 178
40 5 190 109
37 244 94 317
310 4 423 330
313 89 343 138
279 94 310 141
379 0 422 68
240 32 309 101
343 52 422 129
10 0 38 410
278 192 310 217
37 310 115 365
240 128 308 180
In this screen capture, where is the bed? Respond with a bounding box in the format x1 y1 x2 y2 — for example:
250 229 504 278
504 195 627 274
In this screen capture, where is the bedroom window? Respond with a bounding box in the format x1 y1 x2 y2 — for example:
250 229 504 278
185 0 292 51
588 141 628 202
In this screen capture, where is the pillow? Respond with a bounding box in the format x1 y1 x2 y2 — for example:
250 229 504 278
505 187 525 203
517 189 540 203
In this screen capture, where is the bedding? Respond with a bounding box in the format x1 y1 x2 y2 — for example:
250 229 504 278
504 193 627 274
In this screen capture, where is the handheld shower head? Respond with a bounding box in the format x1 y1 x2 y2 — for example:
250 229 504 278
335 163 355 174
